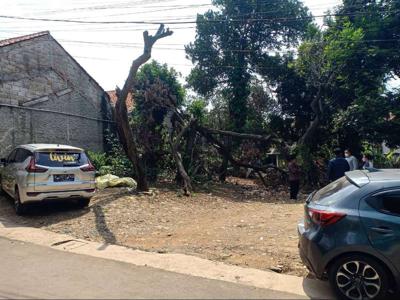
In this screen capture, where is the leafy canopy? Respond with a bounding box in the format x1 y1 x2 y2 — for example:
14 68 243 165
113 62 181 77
186 0 311 130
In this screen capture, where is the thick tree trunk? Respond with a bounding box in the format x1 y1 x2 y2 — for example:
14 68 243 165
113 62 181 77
299 114 321 146
115 95 148 191
114 25 173 192
298 89 323 147
299 68 337 147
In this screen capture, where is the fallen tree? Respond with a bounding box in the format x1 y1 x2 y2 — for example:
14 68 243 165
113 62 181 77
114 25 286 195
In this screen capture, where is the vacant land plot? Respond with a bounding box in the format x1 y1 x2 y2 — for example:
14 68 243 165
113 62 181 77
0 177 307 276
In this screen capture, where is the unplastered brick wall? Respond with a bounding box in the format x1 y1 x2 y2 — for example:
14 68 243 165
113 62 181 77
0 34 112 157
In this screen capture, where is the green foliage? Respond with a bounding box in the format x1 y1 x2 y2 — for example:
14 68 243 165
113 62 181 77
186 0 311 131
244 82 280 134
186 98 208 125
136 60 185 106
87 151 108 170
99 166 113 176
106 131 134 177
87 131 134 178
324 22 364 71
272 0 400 158
131 60 186 181
360 142 400 169
386 150 400 168
95 1 400 189
337 0 400 78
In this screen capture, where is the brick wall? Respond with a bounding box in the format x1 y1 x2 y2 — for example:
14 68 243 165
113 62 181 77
0 34 112 158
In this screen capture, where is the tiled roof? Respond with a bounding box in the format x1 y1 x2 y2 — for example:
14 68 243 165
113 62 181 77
0 31 49 47
106 90 134 112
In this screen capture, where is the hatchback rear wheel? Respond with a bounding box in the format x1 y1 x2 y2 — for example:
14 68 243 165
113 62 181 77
328 254 390 300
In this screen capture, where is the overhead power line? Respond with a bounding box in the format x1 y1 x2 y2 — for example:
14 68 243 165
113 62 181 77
59 38 400 48
0 9 399 25
61 2 340 20
34 1 359 22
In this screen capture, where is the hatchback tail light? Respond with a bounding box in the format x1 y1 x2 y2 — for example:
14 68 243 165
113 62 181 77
308 208 346 226
80 160 95 172
26 157 48 173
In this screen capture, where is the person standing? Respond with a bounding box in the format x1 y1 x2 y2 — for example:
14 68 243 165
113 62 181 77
362 153 374 169
287 155 301 200
345 149 359 171
328 148 350 182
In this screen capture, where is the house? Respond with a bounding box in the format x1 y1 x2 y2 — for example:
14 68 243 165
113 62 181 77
106 90 134 112
0 31 113 158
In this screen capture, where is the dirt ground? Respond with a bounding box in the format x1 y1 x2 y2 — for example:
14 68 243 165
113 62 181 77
0 177 308 277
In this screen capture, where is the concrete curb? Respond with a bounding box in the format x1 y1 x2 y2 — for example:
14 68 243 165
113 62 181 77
0 218 333 299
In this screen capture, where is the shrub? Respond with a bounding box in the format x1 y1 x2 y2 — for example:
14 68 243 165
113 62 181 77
87 151 108 170
87 131 134 178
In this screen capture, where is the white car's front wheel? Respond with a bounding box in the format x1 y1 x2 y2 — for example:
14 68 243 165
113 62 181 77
14 187 26 215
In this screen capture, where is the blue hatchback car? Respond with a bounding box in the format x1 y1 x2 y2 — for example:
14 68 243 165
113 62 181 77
298 169 400 300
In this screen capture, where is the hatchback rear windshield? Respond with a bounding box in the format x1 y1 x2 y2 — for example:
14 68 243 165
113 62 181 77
312 177 359 206
35 151 89 167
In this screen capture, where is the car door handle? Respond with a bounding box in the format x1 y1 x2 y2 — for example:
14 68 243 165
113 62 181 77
371 227 394 234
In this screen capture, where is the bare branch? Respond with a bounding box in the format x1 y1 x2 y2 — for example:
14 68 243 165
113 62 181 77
198 126 273 142
164 111 193 195
196 125 286 177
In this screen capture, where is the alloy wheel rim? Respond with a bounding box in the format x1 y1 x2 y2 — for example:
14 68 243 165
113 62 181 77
336 260 381 300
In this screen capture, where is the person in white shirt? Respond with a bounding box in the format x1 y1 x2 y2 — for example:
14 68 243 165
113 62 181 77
345 149 359 171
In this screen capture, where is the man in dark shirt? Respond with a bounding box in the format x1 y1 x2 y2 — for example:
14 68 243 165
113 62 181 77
328 148 350 182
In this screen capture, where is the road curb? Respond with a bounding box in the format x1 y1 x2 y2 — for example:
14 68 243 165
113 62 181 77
0 218 333 299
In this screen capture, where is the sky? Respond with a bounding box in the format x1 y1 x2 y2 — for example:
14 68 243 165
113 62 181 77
0 0 343 91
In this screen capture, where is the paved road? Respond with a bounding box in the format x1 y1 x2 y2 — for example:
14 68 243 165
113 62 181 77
0 237 306 299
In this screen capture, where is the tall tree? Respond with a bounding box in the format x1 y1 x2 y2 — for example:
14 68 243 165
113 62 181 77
115 25 173 192
327 0 400 150
270 0 400 156
186 0 311 132
133 60 185 182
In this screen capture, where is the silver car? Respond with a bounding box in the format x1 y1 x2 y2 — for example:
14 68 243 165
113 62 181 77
0 144 96 214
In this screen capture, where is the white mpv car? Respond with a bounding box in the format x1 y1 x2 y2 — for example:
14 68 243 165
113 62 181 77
0 144 96 214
